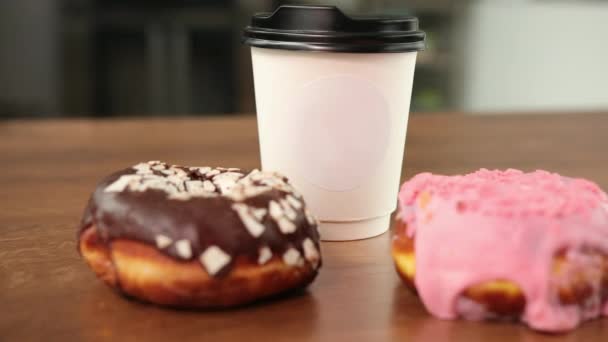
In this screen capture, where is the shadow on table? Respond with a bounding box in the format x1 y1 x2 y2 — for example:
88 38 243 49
78 281 320 340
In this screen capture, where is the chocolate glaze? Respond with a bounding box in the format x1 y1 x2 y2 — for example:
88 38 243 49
77 162 321 277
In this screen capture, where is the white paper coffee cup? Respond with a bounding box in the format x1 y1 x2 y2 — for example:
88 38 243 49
244 6 425 241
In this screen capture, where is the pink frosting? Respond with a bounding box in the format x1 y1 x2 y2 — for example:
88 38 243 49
398 169 608 332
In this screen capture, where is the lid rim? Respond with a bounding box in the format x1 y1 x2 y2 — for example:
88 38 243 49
244 27 426 39
243 30 425 44
242 5 426 53
243 37 426 53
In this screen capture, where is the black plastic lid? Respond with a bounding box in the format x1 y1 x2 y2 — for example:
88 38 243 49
242 5 426 53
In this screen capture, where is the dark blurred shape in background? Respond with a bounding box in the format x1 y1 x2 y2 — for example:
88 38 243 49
1 0 607 119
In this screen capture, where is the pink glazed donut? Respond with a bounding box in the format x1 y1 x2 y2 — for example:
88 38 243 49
392 169 608 332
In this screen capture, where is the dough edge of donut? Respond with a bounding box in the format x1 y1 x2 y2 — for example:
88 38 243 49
79 226 319 308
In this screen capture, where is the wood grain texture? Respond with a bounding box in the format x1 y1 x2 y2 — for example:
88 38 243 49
1 113 608 341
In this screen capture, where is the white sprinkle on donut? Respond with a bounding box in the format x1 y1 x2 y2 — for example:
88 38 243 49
155 235 172 249
217 167 241 172
268 200 297 233
302 238 320 268
232 203 266 237
167 175 186 191
245 186 272 198
283 248 303 266
104 175 140 193
205 169 220 177
203 180 216 192
258 246 273 265
175 239 192 259
305 209 317 226
213 172 244 193
184 180 203 191
200 246 231 275
251 208 267 221
277 217 297 234
133 163 152 174
174 168 188 177
269 200 283 219
280 199 298 221
190 166 211 174
286 195 303 209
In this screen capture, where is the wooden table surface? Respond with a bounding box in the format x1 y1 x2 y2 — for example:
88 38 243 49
2 113 608 341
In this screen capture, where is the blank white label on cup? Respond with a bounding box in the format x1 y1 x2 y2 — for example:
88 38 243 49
284 75 391 192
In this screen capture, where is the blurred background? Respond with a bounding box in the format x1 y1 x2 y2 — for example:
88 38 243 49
1 0 607 119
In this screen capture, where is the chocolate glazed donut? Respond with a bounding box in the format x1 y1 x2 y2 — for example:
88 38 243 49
77 161 322 308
